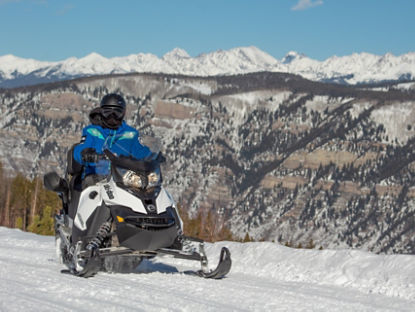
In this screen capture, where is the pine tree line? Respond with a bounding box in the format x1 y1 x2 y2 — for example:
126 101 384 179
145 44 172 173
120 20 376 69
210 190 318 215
178 204 235 242
0 162 61 235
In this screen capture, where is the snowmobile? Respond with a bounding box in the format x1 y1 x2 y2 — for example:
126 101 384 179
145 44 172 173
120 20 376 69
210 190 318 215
44 136 231 278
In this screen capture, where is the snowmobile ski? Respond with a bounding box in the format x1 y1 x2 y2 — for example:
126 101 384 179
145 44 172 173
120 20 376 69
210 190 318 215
184 247 232 279
73 241 232 279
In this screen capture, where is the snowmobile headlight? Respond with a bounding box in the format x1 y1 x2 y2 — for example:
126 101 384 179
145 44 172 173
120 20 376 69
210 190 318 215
147 169 161 187
122 170 143 189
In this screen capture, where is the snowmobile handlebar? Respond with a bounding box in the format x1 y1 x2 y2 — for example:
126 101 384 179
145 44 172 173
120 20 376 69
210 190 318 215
81 148 108 163
103 149 166 172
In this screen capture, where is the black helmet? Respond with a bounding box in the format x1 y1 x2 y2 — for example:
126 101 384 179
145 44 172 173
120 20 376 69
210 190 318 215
100 93 126 119
100 93 126 129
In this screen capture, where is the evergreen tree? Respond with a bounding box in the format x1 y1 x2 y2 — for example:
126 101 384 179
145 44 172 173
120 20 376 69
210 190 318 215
28 205 54 235
0 170 60 235
243 232 252 242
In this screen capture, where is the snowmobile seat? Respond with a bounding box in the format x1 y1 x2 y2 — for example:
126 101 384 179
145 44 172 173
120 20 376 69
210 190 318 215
67 144 83 176
66 144 84 218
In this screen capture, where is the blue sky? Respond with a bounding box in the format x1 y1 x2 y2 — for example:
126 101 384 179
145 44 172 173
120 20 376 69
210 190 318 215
1 0 414 61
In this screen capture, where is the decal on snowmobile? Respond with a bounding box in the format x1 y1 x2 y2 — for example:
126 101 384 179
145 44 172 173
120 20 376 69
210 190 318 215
146 204 156 213
103 183 147 214
104 184 114 199
77 214 85 228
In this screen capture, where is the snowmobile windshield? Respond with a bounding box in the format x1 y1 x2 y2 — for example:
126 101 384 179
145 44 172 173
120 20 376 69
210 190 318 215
100 134 164 192
100 134 161 163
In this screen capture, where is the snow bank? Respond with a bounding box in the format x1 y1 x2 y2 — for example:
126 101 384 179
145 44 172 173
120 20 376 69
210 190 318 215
1 227 414 311
213 242 415 300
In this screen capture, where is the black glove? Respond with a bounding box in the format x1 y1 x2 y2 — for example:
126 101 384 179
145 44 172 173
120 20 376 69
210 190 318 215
144 152 166 163
81 148 100 163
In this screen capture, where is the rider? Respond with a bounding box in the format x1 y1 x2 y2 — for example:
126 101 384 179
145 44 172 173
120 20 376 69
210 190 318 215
71 93 152 180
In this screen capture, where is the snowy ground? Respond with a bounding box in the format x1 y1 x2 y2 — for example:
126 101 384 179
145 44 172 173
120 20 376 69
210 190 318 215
0 227 414 312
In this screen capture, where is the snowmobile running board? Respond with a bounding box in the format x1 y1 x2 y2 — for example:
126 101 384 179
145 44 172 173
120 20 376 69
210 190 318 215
79 244 232 279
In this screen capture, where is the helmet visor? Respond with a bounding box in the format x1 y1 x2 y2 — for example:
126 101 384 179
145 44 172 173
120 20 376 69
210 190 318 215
101 106 124 119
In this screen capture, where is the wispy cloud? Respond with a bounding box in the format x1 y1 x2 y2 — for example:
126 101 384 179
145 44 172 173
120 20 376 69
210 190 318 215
56 3 74 16
0 0 47 5
0 0 20 5
291 0 323 11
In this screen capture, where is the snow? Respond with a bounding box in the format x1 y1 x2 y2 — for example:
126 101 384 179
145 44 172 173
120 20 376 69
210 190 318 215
228 92 266 105
393 82 415 91
370 102 415 143
163 48 191 60
0 227 414 311
2 47 414 85
0 54 55 78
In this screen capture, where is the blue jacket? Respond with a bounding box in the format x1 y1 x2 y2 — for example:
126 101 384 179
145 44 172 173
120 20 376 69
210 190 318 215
73 121 152 176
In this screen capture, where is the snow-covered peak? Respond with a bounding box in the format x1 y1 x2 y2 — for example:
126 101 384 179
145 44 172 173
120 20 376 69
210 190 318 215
79 52 107 63
185 46 282 76
228 46 279 65
57 52 113 75
282 51 306 64
0 54 54 78
283 51 415 84
163 48 191 60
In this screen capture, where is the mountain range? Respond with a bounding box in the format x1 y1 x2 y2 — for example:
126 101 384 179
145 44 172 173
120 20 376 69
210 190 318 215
1 46 415 88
